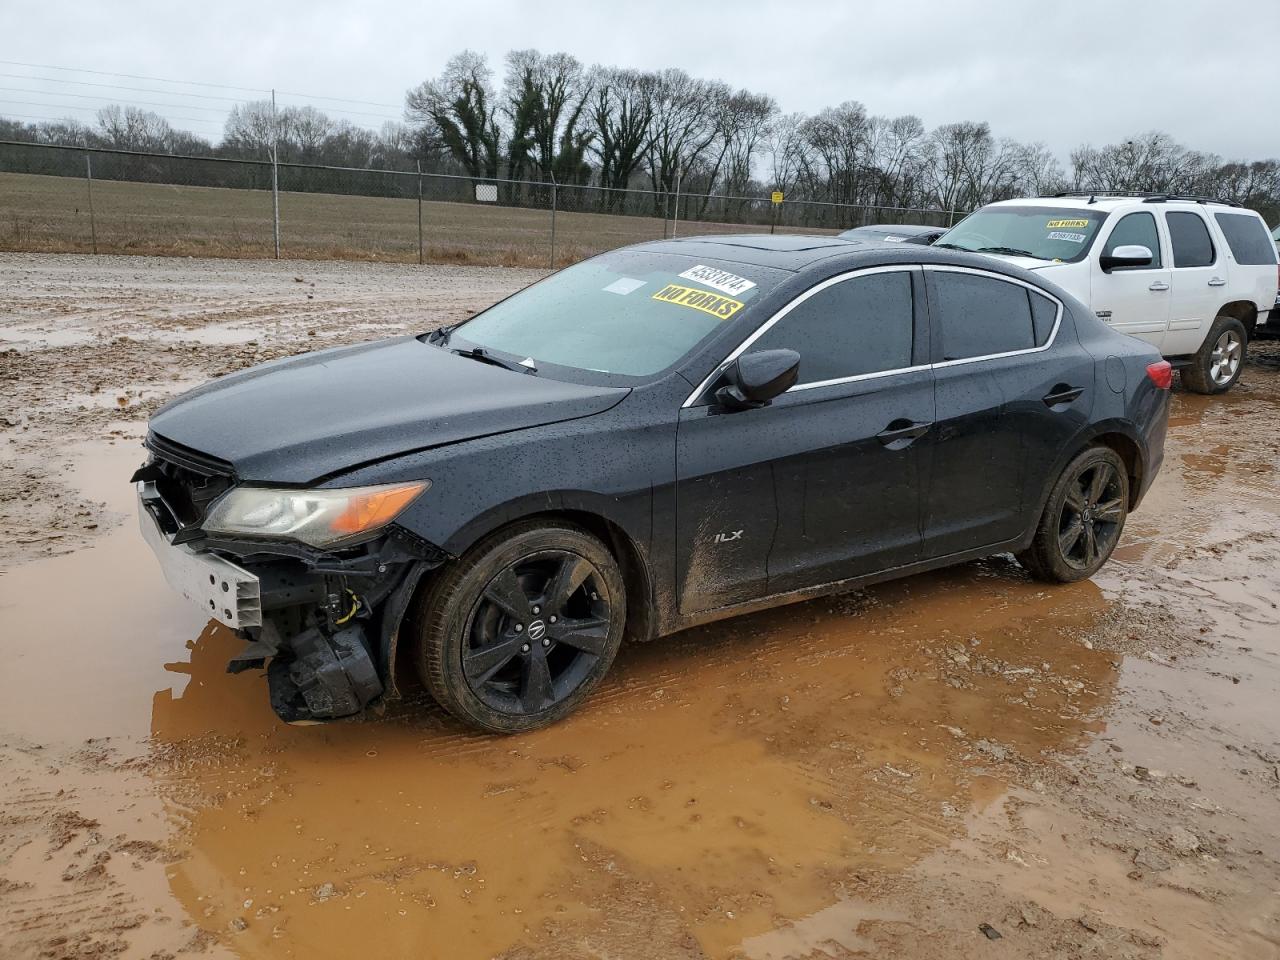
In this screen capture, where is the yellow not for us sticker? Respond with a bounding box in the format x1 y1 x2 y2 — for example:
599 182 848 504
1046 218 1090 228
651 284 744 320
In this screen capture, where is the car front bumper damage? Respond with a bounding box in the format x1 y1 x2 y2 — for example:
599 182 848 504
138 481 446 723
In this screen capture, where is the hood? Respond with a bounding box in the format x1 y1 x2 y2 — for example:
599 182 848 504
967 251 1079 274
150 337 629 484
969 252 1069 272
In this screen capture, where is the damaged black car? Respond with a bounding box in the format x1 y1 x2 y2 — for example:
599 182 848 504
136 235 1170 733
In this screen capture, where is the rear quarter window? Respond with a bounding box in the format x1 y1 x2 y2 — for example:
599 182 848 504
1214 213 1279 265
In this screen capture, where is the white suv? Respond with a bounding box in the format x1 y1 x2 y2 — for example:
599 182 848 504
937 194 1280 393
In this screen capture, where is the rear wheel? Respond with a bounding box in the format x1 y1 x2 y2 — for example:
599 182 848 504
411 520 626 733
1182 315 1246 394
1018 446 1129 583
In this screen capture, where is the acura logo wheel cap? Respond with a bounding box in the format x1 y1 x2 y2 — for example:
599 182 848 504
527 620 547 641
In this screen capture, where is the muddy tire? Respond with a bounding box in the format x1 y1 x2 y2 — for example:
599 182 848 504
410 520 626 734
1018 446 1129 583
1182 315 1246 394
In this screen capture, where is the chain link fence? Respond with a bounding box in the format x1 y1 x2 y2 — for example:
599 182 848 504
0 140 962 267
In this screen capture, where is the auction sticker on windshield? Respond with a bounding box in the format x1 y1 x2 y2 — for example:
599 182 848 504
1047 231 1087 243
652 283 744 320
677 264 756 297
1047 219 1090 229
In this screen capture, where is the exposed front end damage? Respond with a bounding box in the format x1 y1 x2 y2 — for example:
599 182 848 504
135 434 446 723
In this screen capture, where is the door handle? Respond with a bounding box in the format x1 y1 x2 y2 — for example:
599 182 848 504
1207 277 1227 287
1148 281 1170 292
1042 384 1083 407
876 419 932 449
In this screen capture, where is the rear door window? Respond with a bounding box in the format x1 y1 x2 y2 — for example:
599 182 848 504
1213 212 1279 265
750 271 913 385
1102 212 1162 269
929 271 1037 361
1166 212 1216 268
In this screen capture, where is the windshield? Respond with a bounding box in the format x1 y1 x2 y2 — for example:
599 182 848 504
448 251 779 378
938 205 1109 262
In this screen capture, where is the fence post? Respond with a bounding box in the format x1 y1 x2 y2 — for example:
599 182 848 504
549 179 557 270
84 153 97 255
271 89 281 259
948 207 957 227
671 170 682 238
416 160 424 265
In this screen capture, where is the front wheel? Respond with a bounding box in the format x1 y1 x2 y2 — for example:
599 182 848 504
411 520 626 733
1018 446 1129 583
1182 315 1246 394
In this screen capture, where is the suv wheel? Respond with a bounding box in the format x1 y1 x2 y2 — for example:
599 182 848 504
1182 315 1246 394
411 520 626 733
1018 446 1129 583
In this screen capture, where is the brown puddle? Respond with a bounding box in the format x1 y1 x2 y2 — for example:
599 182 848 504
146 568 1116 960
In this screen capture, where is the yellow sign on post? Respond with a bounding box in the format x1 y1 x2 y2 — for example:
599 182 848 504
771 191 784 204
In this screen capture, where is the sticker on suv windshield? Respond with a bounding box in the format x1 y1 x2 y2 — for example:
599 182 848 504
1046 218 1090 229
651 284 744 320
1047 231 1087 243
677 265 756 297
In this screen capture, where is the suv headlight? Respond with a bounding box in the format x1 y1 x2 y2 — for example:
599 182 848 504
203 481 429 548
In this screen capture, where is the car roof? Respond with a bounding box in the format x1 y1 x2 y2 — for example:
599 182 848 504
842 224 942 236
630 233 1050 280
982 195 1253 215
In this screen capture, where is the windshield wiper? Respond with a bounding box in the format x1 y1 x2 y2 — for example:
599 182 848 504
452 346 535 374
975 246 1048 260
933 242 969 251
426 324 456 345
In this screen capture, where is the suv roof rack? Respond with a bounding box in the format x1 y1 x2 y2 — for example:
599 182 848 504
1048 190 1242 207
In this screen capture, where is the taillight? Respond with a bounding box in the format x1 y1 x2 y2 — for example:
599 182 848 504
1146 360 1173 390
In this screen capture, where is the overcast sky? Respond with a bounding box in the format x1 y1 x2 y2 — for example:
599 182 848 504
6 0 1278 162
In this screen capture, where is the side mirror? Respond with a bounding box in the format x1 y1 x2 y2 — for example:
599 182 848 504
1100 244 1153 272
715 349 800 410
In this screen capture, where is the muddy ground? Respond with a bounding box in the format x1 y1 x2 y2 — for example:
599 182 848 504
2 252 1279 960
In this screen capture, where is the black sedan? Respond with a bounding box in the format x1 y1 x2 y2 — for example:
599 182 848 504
136 235 1171 733
838 224 948 245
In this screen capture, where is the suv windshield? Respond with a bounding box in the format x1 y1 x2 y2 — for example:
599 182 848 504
938 205 1109 262
447 251 780 379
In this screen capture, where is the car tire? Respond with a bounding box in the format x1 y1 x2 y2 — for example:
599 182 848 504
410 520 626 734
1182 315 1247 394
1018 446 1129 583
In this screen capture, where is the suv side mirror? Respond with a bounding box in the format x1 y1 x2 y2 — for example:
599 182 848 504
715 349 800 410
1100 244 1153 272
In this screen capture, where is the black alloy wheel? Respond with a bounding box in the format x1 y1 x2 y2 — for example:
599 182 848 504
1019 445 1129 583
463 551 613 715
1056 459 1125 571
412 521 626 733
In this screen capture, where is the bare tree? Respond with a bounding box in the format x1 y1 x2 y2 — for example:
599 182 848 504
589 67 656 209
223 101 276 157
95 106 174 152
801 101 874 208
404 50 502 180
646 69 722 204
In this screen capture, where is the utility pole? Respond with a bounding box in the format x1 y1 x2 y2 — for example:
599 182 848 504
271 88 280 259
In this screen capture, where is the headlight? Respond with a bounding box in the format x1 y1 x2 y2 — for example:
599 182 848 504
203 481 429 548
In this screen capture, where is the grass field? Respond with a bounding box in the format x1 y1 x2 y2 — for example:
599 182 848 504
0 171 838 267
